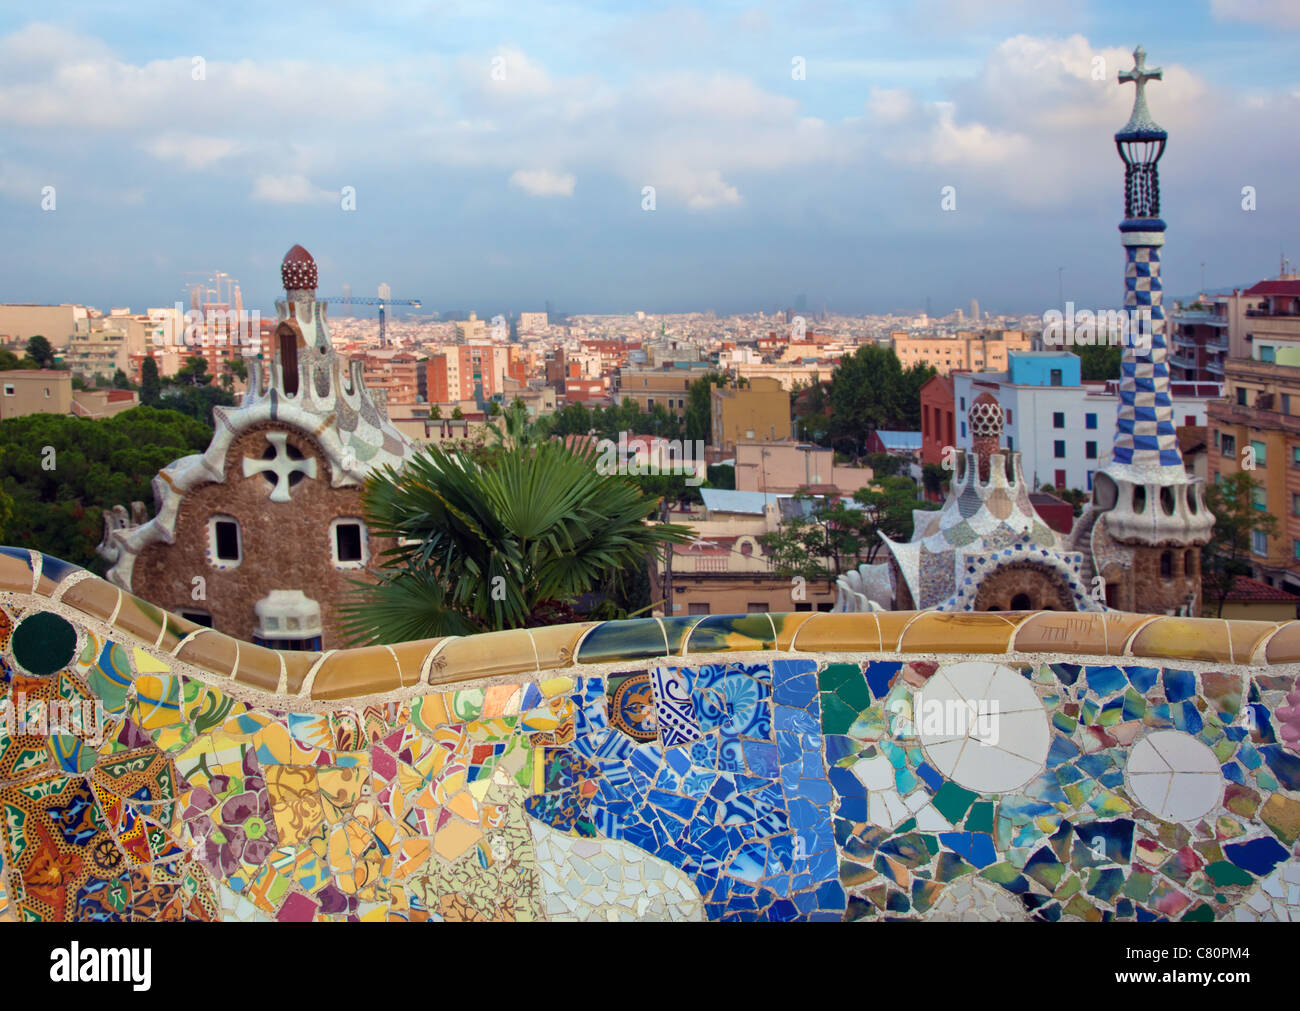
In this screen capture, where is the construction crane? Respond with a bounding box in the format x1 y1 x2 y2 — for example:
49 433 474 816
320 287 422 347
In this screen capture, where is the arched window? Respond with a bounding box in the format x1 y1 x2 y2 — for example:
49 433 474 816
277 324 299 395
1160 551 1172 579
1010 593 1032 611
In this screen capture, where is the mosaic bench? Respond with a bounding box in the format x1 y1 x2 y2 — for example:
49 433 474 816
1 547 1298 922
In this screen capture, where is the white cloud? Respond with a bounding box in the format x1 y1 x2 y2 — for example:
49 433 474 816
143 135 242 169
1210 0 1300 28
509 168 576 197
250 174 335 204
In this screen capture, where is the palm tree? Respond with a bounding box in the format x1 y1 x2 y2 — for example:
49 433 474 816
340 439 691 644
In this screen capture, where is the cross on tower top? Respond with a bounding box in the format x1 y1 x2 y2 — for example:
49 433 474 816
1117 45 1165 136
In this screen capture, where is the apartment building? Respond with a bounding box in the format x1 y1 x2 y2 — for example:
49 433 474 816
892 329 1032 375
920 374 956 469
617 365 710 416
0 370 73 419
0 304 89 347
733 441 873 496
954 352 1219 493
361 351 424 407
711 376 791 451
1207 357 1300 595
1238 278 1300 364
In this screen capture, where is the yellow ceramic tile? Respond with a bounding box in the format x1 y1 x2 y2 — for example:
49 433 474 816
772 612 817 651
283 650 322 695
1265 621 1300 664
446 790 479 821
175 630 239 679
1129 617 1235 664
789 612 883 653
427 629 537 685
433 820 482 861
388 638 445 687
59 576 121 623
539 676 574 699
899 612 1018 654
133 674 182 729
410 694 450 733
310 645 401 701
133 647 171 674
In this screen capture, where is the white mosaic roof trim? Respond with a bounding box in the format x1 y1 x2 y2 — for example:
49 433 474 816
98 293 416 591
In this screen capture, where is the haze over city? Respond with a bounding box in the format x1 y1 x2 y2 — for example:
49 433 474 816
1 0 1297 316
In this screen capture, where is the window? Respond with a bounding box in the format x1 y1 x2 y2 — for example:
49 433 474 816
1054 440 1066 458
2 385 12 397
1237 388 1248 406
209 517 241 566
1253 486 1267 511
1252 530 1269 556
747 602 767 613
1184 415 1195 427
1292 492 1300 516
1251 440 1267 466
332 520 367 566
794 602 812 612
1213 430 1220 450
1221 434 1236 457
1007 435 1014 451
1160 552 1172 579
1294 539 1300 562
1053 412 1065 428
1085 413 1097 429
1054 469 1066 488
961 421 967 438
1050 369 1063 387
1004 409 1012 424
180 611 213 628
1260 345 1276 363
959 397 965 411
1086 470 1095 491
688 602 710 615
44 388 50 398
1085 441 1097 459
1285 394 1293 414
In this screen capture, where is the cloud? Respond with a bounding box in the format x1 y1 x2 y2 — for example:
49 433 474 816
143 135 242 169
1210 0 1300 28
250 174 335 204
509 168 576 197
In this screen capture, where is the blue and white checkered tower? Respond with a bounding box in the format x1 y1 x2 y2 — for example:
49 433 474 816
1091 47 1213 611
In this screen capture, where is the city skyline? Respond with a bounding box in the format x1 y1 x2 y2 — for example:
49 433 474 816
1 2 1297 315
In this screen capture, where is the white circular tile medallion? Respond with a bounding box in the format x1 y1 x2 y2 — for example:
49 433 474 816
917 662 1050 794
1126 730 1223 823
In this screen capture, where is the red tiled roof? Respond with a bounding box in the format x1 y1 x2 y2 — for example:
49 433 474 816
1224 575 1300 602
1243 280 1300 297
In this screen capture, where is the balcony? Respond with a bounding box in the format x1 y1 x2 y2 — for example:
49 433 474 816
1172 331 1197 350
1206 359 1225 375
1209 398 1300 437
1206 335 1230 353
1169 352 1197 370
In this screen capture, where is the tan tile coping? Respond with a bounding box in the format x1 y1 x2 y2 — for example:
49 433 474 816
10 555 1297 702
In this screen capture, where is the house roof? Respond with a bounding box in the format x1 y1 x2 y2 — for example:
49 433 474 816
1224 575 1300 602
700 489 786 514
1243 280 1300 297
874 431 923 450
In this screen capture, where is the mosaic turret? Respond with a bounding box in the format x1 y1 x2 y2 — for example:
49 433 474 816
1080 47 1213 616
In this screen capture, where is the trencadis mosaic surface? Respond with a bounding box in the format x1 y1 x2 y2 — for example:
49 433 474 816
1 547 1298 922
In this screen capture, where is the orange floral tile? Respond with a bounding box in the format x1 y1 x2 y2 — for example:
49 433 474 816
1129 616 1235 664
428 629 537 685
899 611 1019 654
789 612 882 653
174 629 239 679
58 576 122 624
234 641 285 692
311 645 402 701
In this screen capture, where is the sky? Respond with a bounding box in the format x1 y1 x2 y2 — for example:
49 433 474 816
0 0 1297 319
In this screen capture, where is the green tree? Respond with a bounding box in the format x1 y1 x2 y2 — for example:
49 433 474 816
1202 473 1278 618
706 463 735 490
0 350 39 370
758 493 866 594
828 345 933 455
339 440 691 643
111 369 136 390
174 355 213 387
1077 344 1121 381
852 476 939 564
922 462 950 498
864 452 903 478
25 336 55 369
451 406 464 420
429 404 442 420
1038 483 1088 517
140 357 161 406
157 384 236 426
684 372 726 444
227 358 248 384
0 407 212 570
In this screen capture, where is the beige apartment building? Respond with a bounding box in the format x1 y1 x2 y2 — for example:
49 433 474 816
617 366 709 416
711 377 791 450
892 330 1032 375
734 360 839 391
733 441 874 496
0 370 73 419
0 304 89 347
1208 357 1300 596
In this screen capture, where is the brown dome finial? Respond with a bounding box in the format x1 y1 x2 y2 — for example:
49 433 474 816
969 392 1004 481
281 244 318 292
